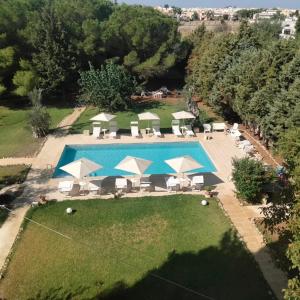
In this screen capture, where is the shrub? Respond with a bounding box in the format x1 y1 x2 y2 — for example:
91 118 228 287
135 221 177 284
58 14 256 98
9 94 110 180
27 88 51 138
232 157 270 203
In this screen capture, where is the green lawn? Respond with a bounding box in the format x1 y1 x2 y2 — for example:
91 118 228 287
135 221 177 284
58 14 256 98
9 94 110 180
0 106 73 157
70 99 186 134
0 196 273 300
0 165 31 227
0 165 30 189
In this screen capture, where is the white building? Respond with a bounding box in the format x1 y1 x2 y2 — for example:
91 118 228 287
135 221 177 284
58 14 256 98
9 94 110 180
280 17 298 39
253 9 278 20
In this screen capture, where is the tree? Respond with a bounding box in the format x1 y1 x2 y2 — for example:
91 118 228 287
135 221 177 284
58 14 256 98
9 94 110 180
191 12 199 21
277 128 300 299
103 5 185 80
232 157 272 203
0 45 14 94
78 62 137 112
295 17 300 36
171 6 182 16
28 88 51 138
24 0 77 93
13 59 38 96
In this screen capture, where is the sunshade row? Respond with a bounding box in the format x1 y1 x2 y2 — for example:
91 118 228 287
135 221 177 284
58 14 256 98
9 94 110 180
60 155 202 178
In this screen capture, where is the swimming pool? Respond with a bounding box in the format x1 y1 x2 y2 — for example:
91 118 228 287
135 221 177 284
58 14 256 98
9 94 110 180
53 142 216 177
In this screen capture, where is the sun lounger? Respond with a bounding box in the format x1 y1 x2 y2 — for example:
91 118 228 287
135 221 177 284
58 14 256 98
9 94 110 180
130 121 140 138
203 124 211 134
131 176 152 191
92 126 101 138
58 181 74 195
115 178 128 192
165 176 181 192
231 130 242 141
238 140 251 149
172 125 182 137
87 180 102 195
185 125 195 137
109 126 118 139
153 125 162 137
212 122 226 132
191 175 204 190
229 123 239 133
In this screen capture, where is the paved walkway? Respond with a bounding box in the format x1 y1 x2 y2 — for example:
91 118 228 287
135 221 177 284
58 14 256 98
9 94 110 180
0 205 29 275
57 106 85 131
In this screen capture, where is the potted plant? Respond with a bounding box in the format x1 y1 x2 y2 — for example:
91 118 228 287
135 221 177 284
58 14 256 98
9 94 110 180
203 185 215 198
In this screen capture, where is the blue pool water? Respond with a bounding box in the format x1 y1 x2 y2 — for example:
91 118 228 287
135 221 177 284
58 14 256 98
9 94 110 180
53 142 216 177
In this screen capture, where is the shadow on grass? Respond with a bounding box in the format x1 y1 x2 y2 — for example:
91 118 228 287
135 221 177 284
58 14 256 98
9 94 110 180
0 166 30 190
27 230 275 300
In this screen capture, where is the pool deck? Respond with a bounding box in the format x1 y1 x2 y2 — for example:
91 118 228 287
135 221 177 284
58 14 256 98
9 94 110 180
5 131 287 299
21 132 243 201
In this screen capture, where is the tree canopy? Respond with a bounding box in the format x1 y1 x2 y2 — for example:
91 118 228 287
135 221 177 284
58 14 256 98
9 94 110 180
0 0 187 98
187 20 300 297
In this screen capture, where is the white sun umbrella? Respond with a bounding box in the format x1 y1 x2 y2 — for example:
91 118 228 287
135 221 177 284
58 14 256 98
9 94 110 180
172 111 195 127
60 158 102 179
90 113 116 122
138 112 160 128
115 156 152 176
165 155 202 176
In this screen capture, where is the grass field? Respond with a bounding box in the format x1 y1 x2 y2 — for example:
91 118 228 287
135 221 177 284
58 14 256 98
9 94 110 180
0 106 73 157
0 165 30 189
70 99 186 134
0 165 31 227
0 196 273 300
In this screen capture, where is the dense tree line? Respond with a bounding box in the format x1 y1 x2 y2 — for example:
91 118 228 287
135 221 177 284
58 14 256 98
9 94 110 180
0 0 187 98
187 21 300 298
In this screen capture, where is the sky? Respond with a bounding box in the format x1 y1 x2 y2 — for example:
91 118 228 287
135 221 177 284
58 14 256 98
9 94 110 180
120 0 300 9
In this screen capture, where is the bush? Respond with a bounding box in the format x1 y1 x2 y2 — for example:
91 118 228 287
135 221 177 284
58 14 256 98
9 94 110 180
232 157 271 204
27 88 51 138
28 106 50 138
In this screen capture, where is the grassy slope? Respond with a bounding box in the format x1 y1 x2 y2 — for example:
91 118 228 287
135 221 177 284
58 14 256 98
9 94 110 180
0 196 273 300
0 106 73 158
70 99 186 134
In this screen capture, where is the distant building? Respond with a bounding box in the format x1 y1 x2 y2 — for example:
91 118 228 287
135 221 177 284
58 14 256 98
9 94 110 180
280 17 298 39
253 9 278 20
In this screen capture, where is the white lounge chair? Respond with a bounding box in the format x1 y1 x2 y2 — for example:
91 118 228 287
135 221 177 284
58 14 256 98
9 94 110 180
109 126 118 139
92 126 101 138
212 122 226 132
153 125 162 137
231 130 242 141
88 180 102 195
58 181 74 195
130 121 140 138
172 120 182 137
230 123 239 133
165 176 180 192
131 176 152 191
191 175 204 190
115 178 128 192
185 125 195 137
203 124 211 134
238 140 251 149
